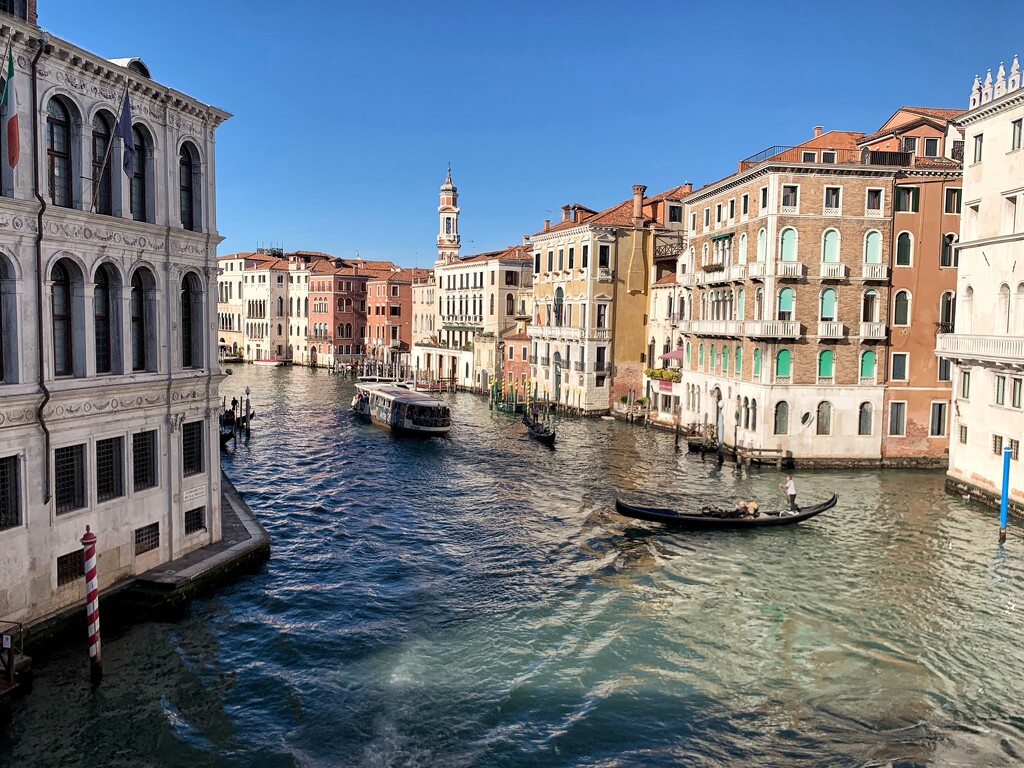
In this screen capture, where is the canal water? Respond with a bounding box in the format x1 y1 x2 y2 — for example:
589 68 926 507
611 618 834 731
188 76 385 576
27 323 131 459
4 366 1024 767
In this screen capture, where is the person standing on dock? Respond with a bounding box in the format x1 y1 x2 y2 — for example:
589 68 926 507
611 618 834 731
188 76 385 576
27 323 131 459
779 475 798 511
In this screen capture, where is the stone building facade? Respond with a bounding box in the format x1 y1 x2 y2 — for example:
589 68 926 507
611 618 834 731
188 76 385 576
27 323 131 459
0 9 230 624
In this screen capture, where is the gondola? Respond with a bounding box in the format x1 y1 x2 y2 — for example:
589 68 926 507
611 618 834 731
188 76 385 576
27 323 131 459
522 416 556 445
614 492 837 529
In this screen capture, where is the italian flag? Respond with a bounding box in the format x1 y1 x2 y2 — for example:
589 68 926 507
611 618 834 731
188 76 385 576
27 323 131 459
0 41 18 168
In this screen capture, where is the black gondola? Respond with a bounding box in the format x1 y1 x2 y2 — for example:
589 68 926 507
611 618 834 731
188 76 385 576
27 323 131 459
522 416 556 445
614 492 837 529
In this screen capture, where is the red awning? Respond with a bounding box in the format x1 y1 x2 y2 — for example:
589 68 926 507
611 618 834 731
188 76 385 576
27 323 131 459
660 348 685 360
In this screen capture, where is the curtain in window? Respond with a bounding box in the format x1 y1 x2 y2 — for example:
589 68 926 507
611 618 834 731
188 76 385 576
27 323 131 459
820 289 837 321
779 228 797 261
775 349 791 377
822 230 839 262
864 231 881 263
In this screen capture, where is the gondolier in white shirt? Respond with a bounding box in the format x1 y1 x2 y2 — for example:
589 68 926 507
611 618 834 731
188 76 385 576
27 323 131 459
779 475 798 512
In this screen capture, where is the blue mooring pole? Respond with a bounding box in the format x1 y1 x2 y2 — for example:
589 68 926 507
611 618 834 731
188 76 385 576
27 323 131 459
999 445 1012 543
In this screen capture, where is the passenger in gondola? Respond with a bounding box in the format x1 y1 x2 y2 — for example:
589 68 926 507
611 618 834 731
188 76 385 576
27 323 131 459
735 500 760 518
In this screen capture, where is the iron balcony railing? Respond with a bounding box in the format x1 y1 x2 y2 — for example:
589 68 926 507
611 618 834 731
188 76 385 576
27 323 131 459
739 146 914 172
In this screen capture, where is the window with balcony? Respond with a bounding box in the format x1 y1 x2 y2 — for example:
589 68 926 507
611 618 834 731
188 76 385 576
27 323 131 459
940 233 957 267
889 402 906 436
862 289 879 322
779 228 797 262
774 401 789 434
596 303 608 329
858 402 872 435
895 187 919 213
820 289 837 322
973 133 983 163
860 350 876 380
893 290 911 325
866 188 882 215
824 187 841 214
892 352 908 381
816 401 832 435
756 229 767 262
598 245 610 269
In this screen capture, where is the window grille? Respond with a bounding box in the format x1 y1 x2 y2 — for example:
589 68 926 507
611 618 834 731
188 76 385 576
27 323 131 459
0 454 19 530
135 522 159 555
993 434 1004 454
57 550 84 586
182 421 204 476
54 444 85 514
185 506 205 535
96 436 124 502
959 424 968 444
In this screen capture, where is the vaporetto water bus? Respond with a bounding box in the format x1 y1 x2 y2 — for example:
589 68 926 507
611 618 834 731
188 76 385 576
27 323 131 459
351 382 452 436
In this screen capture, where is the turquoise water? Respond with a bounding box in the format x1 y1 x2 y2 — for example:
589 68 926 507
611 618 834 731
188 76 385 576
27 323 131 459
4 366 1024 767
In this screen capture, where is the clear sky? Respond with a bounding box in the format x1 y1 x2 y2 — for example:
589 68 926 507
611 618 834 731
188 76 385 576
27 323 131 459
41 0 1024 267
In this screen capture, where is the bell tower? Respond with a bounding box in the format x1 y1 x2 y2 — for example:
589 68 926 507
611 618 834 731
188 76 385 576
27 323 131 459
436 165 460 266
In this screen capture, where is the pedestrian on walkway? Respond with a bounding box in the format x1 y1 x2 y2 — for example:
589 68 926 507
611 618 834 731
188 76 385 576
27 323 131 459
779 475 798 511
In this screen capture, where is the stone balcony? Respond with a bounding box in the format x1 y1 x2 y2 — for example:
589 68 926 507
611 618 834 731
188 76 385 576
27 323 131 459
820 262 847 280
688 320 744 337
935 333 1024 366
776 261 804 279
860 321 887 339
862 263 889 281
745 320 801 339
748 262 768 279
817 321 845 339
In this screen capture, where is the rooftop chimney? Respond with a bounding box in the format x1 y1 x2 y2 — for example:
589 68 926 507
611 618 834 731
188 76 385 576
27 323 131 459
561 204 571 222
632 184 647 222
522 235 530 245
544 219 550 231
681 182 692 195
813 126 824 138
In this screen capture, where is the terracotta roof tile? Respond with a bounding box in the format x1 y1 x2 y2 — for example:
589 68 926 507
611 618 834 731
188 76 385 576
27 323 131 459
655 273 678 285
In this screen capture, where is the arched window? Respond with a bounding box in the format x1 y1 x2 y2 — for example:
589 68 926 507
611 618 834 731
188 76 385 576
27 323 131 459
130 126 150 222
864 231 881 264
51 260 77 376
998 283 1011 333
698 343 704 368
756 228 766 262
685 342 691 366
822 229 839 262
1016 284 1024 334
277 324 282 336
742 397 749 428
710 344 717 370
778 287 795 321
862 289 879 322
779 228 797 261
816 401 832 435
818 349 834 378
896 232 912 266
737 288 745 320
775 348 791 378
506 293 514 314
939 290 956 331
277 296 284 316
554 287 564 326
91 112 113 215
0 255 16 383
46 99 73 208
774 401 789 434
179 142 200 231
750 399 757 430
722 346 730 373
130 268 156 372
94 266 114 374
181 273 203 368
701 243 709 265
820 288 837 321
753 347 761 377
858 402 873 435
489 294 495 315
754 287 764 320
738 233 748 264
860 350 876 379
893 290 911 326
346 322 352 337
941 232 957 267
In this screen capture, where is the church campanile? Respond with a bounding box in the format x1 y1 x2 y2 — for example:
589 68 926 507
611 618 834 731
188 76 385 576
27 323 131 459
436 166 460 265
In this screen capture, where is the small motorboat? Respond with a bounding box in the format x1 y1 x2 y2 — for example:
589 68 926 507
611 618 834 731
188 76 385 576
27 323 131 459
522 416 556 446
253 359 283 367
614 493 837 529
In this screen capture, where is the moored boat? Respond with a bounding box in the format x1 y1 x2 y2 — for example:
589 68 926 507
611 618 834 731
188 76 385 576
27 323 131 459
253 359 284 367
614 493 837 529
352 382 451 436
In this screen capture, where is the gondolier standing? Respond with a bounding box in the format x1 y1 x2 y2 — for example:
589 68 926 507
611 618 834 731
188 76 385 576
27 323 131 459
779 475 798 511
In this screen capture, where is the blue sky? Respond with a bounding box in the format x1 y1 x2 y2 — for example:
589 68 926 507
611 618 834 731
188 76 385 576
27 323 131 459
42 0 1024 267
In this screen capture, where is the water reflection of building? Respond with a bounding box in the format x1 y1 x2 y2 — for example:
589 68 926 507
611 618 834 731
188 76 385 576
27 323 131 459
941 59 1024 509
0 3 230 624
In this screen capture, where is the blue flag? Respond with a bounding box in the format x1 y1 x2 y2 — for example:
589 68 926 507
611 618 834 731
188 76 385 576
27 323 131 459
115 87 133 176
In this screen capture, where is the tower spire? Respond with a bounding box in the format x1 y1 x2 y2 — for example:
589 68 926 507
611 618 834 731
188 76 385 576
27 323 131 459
436 166 460 265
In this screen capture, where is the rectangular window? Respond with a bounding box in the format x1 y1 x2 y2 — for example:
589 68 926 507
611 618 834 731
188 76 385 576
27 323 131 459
996 375 1007 405
959 424 968 444
866 188 882 212
185 506 206 535
57 550 84 587
182 420 204 477
892 352 908 381
715 203 723 223
945 188 962 214
703 208 710 226
889 402 906 436
581 245 589 268
54 444 86 515
1013 439 1021 461
821 150 837 163
1005 195 1018 234
938 357 952 382
925 137 939 157
1014 378 1023 408
962 370 971 399
741 194 749 215
902 137 918 153
135 522 159 555
567 248 574 269
728 199 735 219
781 185 798 208
801 150 816 162
95 436 124 503
1014 119 1023 151
558 249 564 270
690 212 697 230
760 187 768 209
389 305 400 316
824 186 841 211
546 251 553 271
0 454 20 531
993 434 1004 454
668 205 682 223
895 187 920 212
596 304 608 329
973 134 983 163
929 402 948 437
598 245 610 269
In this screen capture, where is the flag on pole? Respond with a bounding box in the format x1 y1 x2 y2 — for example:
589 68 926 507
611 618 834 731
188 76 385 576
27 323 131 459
0 39 19 168
115 86 133 176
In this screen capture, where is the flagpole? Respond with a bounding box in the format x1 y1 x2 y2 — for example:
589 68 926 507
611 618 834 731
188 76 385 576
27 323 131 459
89 80 129 214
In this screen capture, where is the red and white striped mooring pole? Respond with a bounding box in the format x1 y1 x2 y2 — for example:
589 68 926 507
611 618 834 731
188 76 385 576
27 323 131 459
80 526 102 684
